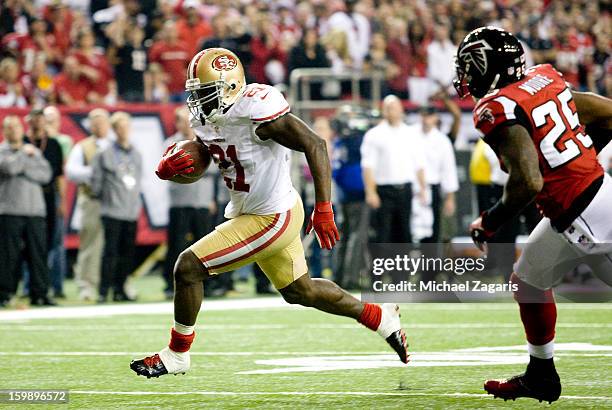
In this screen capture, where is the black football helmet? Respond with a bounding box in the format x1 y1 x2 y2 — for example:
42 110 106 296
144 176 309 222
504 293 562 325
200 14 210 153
454 26 526 99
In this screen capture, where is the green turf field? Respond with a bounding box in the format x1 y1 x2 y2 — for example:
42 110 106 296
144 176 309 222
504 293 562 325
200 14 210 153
1 298 611 409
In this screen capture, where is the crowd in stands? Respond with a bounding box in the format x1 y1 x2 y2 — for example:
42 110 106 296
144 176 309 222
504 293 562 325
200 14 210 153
0 0 609 108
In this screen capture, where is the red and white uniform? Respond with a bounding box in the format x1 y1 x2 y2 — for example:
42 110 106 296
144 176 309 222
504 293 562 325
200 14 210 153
474 64 612 287
191 83 297 219
475 64 604 223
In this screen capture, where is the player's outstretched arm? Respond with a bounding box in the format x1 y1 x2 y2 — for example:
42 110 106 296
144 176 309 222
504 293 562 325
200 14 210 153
470 124 543 250
257 113 340 249
572 91 612 152
572 91 612 128
256 113 332 203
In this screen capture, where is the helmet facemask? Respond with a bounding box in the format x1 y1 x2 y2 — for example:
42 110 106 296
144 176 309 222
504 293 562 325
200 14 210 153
453 57 471 98
186 77 229 123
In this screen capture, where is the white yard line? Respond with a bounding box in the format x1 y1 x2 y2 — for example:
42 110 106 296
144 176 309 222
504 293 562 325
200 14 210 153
1 300 610 322
2 342 610 356
0 298 294 321
1 323 611 331
0 351 390 356
69 390 611 401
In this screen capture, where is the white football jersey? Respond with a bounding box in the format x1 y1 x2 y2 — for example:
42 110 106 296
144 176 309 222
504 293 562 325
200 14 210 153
191 83 297 218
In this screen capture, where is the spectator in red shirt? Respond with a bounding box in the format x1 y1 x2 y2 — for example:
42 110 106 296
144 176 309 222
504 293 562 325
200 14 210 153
407 20 429 78
553 26 581 87
385 18 411 99
53 56 90 106
148 20 190 102
249 13 287 84
176 0 213 58
71 28 115 103
21 18 61 72
42 1 73 59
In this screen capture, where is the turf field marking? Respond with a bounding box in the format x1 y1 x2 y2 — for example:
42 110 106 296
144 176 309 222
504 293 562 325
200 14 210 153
69 391 611 401
0 298 294 321
2 323 611 331
239 353 529 374
2 343 611 357
0 351 391 356
2 301 610 322
453 342 612 352
2 351 611 357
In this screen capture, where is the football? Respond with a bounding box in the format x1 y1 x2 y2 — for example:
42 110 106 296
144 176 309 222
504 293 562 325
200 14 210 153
171 139 212 182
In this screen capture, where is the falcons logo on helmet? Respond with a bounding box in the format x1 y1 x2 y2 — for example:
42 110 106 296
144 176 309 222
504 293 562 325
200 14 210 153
459 39 493 75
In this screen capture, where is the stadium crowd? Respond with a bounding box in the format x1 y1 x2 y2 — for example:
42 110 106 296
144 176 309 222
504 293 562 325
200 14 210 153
0 0 610 108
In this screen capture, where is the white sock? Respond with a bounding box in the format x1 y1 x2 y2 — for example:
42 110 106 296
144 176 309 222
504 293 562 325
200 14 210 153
528 339 555 359
173 321 195 335
159 346 190 373
376 304 400 339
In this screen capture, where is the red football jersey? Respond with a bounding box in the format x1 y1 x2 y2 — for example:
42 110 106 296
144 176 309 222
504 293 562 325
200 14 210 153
474 64 604 221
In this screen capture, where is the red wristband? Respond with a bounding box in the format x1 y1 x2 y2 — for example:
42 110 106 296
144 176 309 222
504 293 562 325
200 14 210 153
314 201 333 213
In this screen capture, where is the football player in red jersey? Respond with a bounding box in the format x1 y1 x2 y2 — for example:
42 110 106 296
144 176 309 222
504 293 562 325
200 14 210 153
455 27 612 403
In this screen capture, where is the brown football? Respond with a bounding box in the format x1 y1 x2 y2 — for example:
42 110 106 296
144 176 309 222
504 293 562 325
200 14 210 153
172 139 212 181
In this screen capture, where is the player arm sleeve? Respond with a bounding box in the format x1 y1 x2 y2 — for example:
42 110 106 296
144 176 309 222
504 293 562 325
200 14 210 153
474 97 531 148
250 87 291 131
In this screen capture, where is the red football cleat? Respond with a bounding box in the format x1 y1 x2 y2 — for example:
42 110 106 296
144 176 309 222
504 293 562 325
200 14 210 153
484 372 561 404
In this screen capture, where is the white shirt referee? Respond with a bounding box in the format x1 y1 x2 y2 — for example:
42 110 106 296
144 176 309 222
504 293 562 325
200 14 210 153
361 95 427 243
409 107 459 243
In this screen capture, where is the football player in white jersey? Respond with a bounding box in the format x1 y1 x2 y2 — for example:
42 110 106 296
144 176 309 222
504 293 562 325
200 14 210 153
130 48 409 378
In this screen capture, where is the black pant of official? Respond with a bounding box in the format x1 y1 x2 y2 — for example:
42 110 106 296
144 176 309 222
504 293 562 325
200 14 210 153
374 184 413 243
420 184 442 283
44 191 58 250
0 215 49 302
99 217 137 298
164 207 212 292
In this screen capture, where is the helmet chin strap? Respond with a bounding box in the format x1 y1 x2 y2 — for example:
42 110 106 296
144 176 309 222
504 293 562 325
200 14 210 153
487 73 501 94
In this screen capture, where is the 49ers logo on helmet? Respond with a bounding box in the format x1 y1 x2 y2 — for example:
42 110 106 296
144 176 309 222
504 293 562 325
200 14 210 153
212 54 238 71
